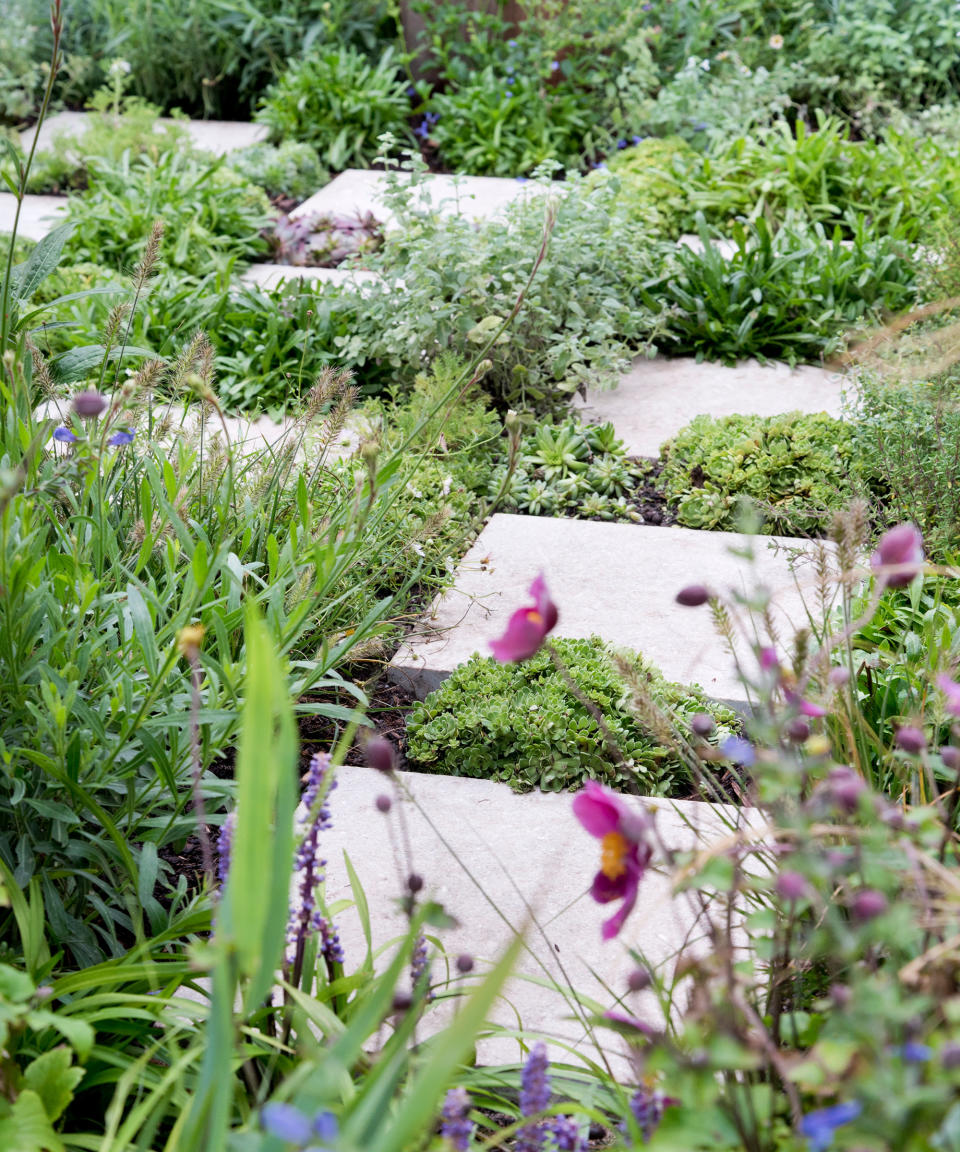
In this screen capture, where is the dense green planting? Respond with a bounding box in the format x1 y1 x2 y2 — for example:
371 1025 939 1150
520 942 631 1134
406 637 738 794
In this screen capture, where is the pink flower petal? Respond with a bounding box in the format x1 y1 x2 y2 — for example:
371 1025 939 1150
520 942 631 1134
937 674 960 716
489 608 545 663
573 781 623 838
601 872 640 941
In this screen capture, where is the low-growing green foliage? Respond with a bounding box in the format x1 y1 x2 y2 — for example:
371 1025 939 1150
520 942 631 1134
227 140 328 202
488 418 643 520
406 636 738 794
256 45 413 171
599 136 696 238
646 213 918 365
660 410 855 533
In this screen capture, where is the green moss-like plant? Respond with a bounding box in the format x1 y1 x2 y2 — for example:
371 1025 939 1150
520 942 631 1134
599 136 698 238
405 637 737 795
660 410 855 534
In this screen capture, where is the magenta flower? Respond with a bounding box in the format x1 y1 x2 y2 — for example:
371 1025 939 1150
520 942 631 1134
490 573 558 663
573 782 652 940
937 674 960 716
871 523 923 588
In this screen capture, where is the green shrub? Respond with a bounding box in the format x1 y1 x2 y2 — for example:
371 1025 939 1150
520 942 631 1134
660 410 855 533
599 136 696 238
487 418 644 520
0 6 46 125
256 45 412 171
60 152 270 276
227 141 328 202
645 213 918 366
406 636 737 794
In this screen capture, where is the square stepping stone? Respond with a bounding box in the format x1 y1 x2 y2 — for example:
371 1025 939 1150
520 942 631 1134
291 168 551 230
19 111 268 156
389 514 830 706
240 262 380 293
575 356 847 458
0 192 68 240
321 764 757 1069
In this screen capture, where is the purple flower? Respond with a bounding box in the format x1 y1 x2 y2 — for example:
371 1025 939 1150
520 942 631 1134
507 38 517 47
490 573 558 663
504 90 513 98
776 870 808 902
851 889 888 922
690 712 714 737
550 1116 581 1152
517 1043 550 1152
507 76 515 85
415 120 430 140
53 426 78 443
616 138 627 149
899 1042 933 1063
441 1088 474 1152
406 85 417 97
676 584 710 606
262 1102 312 1143
937 674 960 715
516 176 529 183
411 929 432 1001
573 782 652 940
895 725 926 754
819 765 866 813
550 60 560 71
216 812 235 888
799 1101 862 1152
721 736 755 767
286 752 341 970
108 429 135 447
591 161 607 169
871 523 924 588
624 1088 678 1144
72 389 106 418
632 135 643 144
692 121 710 132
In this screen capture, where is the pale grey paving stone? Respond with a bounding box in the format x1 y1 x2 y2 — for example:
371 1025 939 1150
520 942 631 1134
320 765 760 1070
240 262 381 293
389 514 831 705
574 355 848 458
19 110 268 156
0 192 67 240
291 168 552 230
677 233 738 259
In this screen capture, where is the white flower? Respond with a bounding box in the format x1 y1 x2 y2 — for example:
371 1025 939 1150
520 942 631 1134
109 58 132 78
699 58 711 71
441 475 453 497
411 542 425 557
768 34 784 50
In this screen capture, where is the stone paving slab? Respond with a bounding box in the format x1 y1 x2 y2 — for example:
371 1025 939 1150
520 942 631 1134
19 110 268 156
240 262 381 292
322 764 757 1069
390 514 828 705
575 356 847 458
292 168 552 229
0 192 67 240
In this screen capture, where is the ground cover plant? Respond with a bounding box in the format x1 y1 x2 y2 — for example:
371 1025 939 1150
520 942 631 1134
406 636 738 794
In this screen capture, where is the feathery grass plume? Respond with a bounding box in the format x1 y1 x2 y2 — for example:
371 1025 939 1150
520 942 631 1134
101 301 131 356
304 366 343 422
122 358 165 426
130 484 191 552
284 564 316 613
133 219 165 291
830 499 869 583
611 652 679 750
24 336 55 398
791 627 811 682
167 331 211 396
836 296 960 380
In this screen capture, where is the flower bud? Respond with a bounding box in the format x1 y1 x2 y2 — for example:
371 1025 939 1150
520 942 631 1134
776 870 808 902
942 746 960 772
406 872 424 893
391 991 412 1013
690 712 714 737
375 794 392 813
851 889 888 922
785 717 810 743
456 953 474 974
365 736 395 773
895 726 926 755
828 666 850 686
941 1043 960 1070
829 983 852 1009
871 522 924 588
825 765 866 813
627 967 651 992
504 409 522 435
676 585 710 607
72 389 107 418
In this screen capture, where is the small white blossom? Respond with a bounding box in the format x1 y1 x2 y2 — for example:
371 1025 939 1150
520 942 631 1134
109 58 132 78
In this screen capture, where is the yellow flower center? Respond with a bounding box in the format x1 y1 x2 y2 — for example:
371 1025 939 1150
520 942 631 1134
526 609 543 625
601 831 629 880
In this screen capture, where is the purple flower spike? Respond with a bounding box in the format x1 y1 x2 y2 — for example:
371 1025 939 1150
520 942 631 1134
441 1088 474 1152
517 1043 550 1152
53 426 78 443
286 752 341 970
871 523 924 588
624 1088 678 1144
490 573 558 663
108 429 135 447
550 1116 581 1152
799 1101 862 1152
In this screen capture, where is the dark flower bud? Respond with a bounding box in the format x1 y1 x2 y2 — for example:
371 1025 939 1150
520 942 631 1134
826 765 866 813
72 389 107 418
456 953 474 974
690 712 714 737
851 889 888 922
365 736 395 773
829 984 852 1009
942 746 960 772
941 1042 960 1070
776 870 808 902
786 717 810 743
676 585 710 607
391 990 412 1013
627 967 651 992
406 872 424 893
895 726 926 755
375 794 392 813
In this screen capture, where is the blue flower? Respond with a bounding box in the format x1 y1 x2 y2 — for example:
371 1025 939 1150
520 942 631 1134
406 85 417 97
507 75 515 85
721 736 755 767
616 138 627 149
415 120 430 139
550 60 560 71
591 161 607 169
516 176 528 183
425 111 440 125
632 134 643 144
53 426 78 443
899 1042 933 1063
507 38 517 47
261 1103 338 1149
692 120 710 132
504 90 512 99
108 429 135 447
800 1101 862 1152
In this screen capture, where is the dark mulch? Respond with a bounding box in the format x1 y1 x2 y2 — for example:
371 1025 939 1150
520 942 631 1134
624 457 675 526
